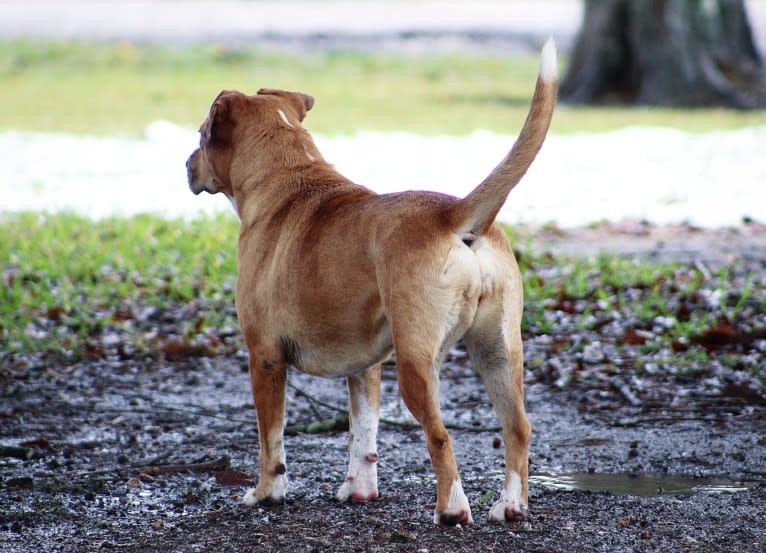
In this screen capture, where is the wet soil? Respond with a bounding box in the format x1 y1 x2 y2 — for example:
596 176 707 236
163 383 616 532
2 226 766 553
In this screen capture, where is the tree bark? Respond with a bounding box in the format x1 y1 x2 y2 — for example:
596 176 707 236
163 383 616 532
561 0 766 108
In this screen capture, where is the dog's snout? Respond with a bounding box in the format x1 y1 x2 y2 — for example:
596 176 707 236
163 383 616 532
186 150 201 194
186 148 220 196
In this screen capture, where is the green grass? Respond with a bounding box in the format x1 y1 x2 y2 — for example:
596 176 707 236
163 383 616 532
0 212 239 357
2 213 764 387
1 41 765 136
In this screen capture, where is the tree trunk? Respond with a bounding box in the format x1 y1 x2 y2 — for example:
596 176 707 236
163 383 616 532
561 0 766 108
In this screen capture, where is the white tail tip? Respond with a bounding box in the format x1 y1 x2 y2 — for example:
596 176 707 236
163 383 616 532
539 37 558 82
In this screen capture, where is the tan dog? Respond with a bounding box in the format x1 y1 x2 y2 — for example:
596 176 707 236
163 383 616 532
186 40 557 526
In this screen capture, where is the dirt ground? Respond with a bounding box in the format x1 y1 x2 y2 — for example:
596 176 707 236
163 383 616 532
2 225 766 553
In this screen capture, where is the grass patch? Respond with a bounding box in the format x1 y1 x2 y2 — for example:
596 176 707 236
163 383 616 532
1 41 765 136
2 213 764 389
0 212 239 358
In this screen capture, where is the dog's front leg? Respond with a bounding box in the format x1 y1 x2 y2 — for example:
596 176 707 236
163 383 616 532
242 354 289 506
337 364 381 502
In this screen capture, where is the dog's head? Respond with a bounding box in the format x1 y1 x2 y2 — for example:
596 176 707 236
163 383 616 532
186 88 315 199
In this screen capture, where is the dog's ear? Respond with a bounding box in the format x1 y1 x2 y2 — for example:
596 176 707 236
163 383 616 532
203 90 237 143
257 88 315 122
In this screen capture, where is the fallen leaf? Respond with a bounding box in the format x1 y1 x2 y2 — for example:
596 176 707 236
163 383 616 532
127 477 143 489
389 530 416 543
112 308 134 322
691 324 739 350
671 340 689 352
161 340 209 361
721 382 766 405
620 330 647 346
19 437 51 449
47 306 66 321
6 477 34 489
479 490 496 505
305 415 349 434
215 468 254 486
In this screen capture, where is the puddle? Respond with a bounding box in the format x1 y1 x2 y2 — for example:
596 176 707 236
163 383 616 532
530 472 759 497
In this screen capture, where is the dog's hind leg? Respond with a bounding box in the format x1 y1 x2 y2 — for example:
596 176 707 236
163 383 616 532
337 364 381 502
242 351 289 506
464 284 530 522
394 350 473 526
381 242 481 526
388 292 477 527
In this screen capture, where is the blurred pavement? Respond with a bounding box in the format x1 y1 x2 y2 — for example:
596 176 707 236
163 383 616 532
2 1 764 55
0 1 582 54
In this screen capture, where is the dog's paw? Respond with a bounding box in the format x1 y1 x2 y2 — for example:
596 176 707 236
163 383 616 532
336 453 379 502
487 471 527 523
242 474 289 506
435 509 474 527
433 480 474 527
487 497 527 522
336 476 379 502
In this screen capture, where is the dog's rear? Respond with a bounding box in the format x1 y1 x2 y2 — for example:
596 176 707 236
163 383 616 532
377 41 557 525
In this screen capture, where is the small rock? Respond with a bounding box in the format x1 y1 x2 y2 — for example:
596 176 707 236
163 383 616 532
102 333 123 347
127 477 143 489
6 477 34 489
582 341 605 364
390 530 416 543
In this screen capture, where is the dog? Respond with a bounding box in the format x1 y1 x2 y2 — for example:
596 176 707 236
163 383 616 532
186 39 557 526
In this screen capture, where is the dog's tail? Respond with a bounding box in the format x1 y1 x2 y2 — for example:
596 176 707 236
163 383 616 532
447 38 558 239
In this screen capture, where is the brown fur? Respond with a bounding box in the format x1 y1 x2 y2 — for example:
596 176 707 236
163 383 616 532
186 50 558 526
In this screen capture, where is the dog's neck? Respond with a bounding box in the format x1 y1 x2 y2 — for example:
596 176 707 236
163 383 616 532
229 129 324 186
233 162 370 231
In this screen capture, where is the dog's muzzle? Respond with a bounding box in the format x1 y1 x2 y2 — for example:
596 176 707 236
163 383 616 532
186 150 203 195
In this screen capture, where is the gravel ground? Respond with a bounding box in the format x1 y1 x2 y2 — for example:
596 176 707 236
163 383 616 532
2 228 765 553
1 351 764 552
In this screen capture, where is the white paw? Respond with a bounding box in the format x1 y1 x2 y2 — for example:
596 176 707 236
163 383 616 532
487 471 527 522
242 487 259 506
336 453 379 502
434 480 474 526
488 496 527 522
242 473 289 506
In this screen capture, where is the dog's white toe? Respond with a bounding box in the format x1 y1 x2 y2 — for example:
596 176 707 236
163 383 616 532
336 453 379 502
242 473 289 506
336 476 378 502
242 487 259 506
488 497 527 522
487 472 527 522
